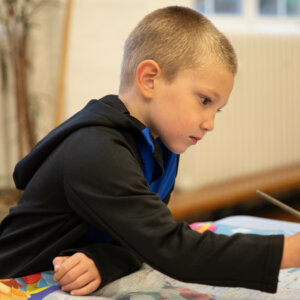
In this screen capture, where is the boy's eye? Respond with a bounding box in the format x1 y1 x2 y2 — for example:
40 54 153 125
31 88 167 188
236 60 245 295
200 96 223 113
200 97 211 105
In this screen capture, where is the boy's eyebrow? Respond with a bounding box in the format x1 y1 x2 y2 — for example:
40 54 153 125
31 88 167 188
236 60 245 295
210 90 229 109
204 88 220 101
212 91 221 100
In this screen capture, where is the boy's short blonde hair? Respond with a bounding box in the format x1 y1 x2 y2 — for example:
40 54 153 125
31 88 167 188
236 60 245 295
119 6 237 93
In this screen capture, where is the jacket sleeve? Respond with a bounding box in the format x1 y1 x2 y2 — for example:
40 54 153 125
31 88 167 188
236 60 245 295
62 127 284 293
59 242 142 288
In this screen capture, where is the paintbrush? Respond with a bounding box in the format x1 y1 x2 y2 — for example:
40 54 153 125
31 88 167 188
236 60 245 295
256 189 300 219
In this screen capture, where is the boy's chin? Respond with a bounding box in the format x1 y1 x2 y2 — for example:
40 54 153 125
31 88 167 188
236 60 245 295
160 138 190 154
167 144 189 155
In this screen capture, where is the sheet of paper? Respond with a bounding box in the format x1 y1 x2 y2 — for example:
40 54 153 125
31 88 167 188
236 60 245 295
3 223 299 300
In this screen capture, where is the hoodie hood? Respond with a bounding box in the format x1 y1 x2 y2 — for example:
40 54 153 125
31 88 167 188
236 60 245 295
13 95 145 190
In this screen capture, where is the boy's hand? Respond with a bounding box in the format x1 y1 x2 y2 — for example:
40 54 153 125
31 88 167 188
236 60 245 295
281 232 300 269
53 252 101 296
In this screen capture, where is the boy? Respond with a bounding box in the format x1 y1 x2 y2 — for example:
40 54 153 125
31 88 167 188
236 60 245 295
1 6 300 297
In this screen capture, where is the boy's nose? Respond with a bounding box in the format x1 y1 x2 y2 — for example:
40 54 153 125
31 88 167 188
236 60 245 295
201 115 215 132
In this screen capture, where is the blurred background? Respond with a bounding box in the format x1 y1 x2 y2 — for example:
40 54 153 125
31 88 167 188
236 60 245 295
0 0 299 222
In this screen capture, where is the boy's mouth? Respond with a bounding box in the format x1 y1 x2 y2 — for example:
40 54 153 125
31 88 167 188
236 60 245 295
189 136 201 144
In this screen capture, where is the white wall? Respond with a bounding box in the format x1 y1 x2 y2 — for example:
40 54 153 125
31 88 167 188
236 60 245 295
2 1 298 190
64 0 300 190
177 32 300 189
65 0 193 116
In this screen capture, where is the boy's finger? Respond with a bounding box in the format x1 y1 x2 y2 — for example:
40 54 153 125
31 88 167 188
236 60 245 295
70 279 101 296
55 263 86 287
53 256 68 271
53 255 80 281
60 270 91 292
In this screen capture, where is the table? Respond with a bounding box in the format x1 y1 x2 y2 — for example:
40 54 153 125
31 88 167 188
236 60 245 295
216 215 300 232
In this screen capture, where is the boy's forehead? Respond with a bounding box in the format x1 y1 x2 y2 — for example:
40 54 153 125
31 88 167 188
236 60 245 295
180 62 233 80
180 64 234 101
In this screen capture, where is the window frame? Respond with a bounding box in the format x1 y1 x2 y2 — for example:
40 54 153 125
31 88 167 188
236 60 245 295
194 0 300 23
194 0 300 33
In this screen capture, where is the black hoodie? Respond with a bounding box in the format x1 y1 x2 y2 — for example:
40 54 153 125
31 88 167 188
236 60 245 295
0 95 283 292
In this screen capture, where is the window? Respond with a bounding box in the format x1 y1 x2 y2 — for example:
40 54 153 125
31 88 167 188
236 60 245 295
196 0 242 14
195 0 300 16
259 0 300 16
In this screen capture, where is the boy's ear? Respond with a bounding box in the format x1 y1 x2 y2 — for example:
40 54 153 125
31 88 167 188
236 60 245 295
135 60 161 98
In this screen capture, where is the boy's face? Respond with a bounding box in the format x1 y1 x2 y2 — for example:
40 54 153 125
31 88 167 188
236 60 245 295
147 63 234 154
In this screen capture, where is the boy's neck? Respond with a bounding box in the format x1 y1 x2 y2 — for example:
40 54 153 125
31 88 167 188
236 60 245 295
119 88 151 132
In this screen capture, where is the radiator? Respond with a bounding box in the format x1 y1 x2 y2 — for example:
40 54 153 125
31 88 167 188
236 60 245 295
176 30 300 190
